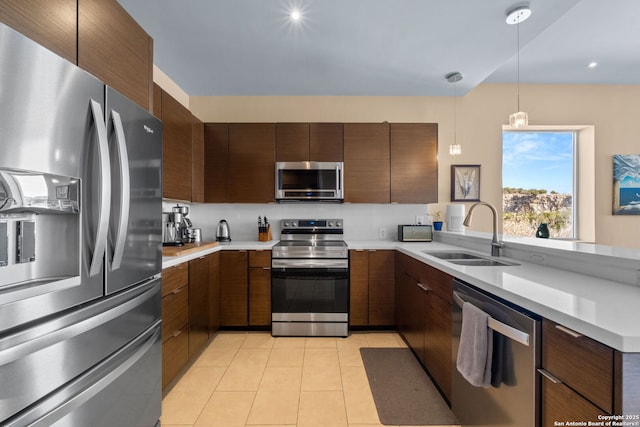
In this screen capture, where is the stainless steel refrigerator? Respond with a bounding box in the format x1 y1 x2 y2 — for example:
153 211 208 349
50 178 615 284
0 22 163 426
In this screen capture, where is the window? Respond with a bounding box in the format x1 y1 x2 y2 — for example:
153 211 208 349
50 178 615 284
502 131 576 239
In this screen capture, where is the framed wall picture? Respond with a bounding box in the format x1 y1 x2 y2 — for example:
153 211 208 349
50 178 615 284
613 154 640 215
451 164 480 202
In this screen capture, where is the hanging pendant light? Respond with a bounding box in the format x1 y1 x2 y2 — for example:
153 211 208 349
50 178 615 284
506 5 531 128
446 72 463 156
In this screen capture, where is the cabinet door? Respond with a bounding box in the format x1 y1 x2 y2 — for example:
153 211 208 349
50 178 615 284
220 251 248 326
395 253 411 337
161 284 188 343
368 250 395 326
424 292 452 401
276 123 309 162
0 0 77 63
349 250 369 327
162 323 188 389
209 251 221 333
161 90 193 201
78 0 153 111
189 256 210 357
192 115 205 203
249 250 271 327
409 279 427 364
542 320 614 413
310 123 343 162
204 123 230 203
390 123 438 203
228 124 276 203
344 123 390 203
249 267 271 326
542 372 604 425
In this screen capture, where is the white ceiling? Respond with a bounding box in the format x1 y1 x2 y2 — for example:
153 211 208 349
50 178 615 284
116 0 640 96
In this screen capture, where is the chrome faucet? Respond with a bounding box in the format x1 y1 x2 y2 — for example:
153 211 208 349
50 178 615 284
463 201 503 257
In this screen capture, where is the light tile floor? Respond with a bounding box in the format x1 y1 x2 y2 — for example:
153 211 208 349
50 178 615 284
162 331 459 427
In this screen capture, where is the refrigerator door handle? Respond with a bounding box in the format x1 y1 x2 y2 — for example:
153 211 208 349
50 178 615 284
110 110 130 271
89 99 111 277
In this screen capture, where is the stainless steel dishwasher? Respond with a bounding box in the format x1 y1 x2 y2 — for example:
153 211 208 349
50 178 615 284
451 279 541 426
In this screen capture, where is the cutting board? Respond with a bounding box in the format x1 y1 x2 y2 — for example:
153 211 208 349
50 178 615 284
162 241 219 257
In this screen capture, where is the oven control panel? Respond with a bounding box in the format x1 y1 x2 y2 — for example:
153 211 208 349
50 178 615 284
281 219 343 230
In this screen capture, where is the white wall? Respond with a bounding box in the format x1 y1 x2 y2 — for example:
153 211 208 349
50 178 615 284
189 83 640 249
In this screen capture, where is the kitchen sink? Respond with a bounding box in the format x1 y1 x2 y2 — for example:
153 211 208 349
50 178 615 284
423 251 485 260
448 258 519 267
423 251 519 267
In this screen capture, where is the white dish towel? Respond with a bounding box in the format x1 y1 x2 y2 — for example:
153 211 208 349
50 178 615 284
456 301 493 388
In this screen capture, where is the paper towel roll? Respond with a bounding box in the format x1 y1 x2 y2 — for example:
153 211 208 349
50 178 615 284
446 204 465 232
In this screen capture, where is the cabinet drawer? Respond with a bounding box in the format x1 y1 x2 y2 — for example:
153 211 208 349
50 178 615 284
162 286 189 343
162 325 189 388
419 263 453 303
162 263 188 296
249 250 271 268
542 319 614 413
541 370 605 425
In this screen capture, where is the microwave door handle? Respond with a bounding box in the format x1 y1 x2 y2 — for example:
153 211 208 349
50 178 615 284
110 110 129 271
89 99 111 277
336 165 341 191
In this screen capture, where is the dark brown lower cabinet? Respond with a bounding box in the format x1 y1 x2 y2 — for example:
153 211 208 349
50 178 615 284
395 252 452 401
368 250 395 326
424 290 452 400
350 249 395 327
209 251 221 333
249 250 271 327
188 255 210 358
541 373 603 426
349 250 369 327
220 250 249 326
161 263 189 389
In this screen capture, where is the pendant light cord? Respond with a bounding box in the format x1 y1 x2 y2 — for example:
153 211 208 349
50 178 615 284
517 19 521 112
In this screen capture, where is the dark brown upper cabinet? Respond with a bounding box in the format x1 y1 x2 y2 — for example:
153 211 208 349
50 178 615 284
160 89 192 201
276 123 310 162
0 0 77 64
276 123 344 162
228 124 276 203
78 0 153 111
204 123 230 203
344 122 391 203
310 123 344 162
192 115 205 203
390 123 438 203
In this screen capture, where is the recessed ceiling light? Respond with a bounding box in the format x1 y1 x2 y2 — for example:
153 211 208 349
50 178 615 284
588 61 598 69
289 9 302 22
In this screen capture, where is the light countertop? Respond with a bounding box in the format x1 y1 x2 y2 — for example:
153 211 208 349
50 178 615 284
162 238 640 352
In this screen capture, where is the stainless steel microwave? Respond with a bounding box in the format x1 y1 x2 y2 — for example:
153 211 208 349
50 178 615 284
275 161 344 202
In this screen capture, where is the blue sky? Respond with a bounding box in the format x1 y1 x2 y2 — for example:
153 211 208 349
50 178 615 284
502 131 574 194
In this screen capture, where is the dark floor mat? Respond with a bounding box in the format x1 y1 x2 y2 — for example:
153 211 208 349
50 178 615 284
360 347 459 426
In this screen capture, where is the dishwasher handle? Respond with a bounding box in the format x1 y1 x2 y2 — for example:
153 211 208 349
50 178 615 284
453 290 530 347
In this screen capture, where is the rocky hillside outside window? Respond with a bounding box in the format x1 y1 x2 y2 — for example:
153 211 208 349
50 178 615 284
502 131 576 239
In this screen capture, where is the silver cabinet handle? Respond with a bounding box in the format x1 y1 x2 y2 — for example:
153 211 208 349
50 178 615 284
172 329 182 337
417 282 431 292
555 324 583 338
89 99 111 277
110 110 130 271
538 368 562 384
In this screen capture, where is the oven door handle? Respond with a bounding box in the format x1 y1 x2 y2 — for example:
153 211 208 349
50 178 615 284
271 259 348 269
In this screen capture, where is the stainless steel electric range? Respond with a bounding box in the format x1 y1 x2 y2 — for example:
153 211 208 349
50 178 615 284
271 219 349 337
